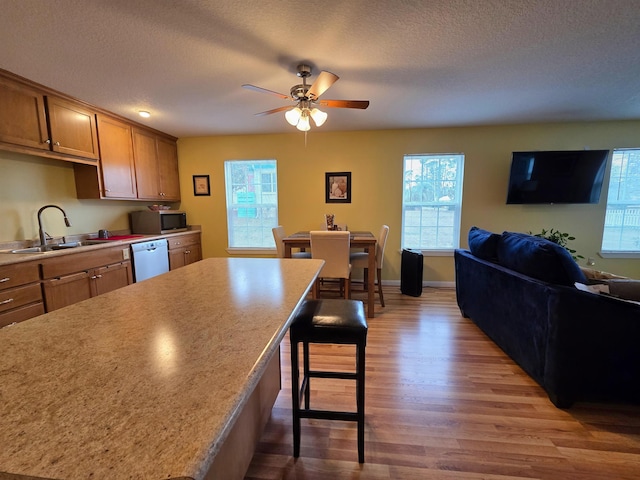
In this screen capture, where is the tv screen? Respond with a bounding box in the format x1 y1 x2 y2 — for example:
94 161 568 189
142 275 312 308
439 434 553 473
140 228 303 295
506 150 609 204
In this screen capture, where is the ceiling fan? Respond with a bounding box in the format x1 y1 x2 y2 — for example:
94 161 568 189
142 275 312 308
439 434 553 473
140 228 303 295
242 64 369 131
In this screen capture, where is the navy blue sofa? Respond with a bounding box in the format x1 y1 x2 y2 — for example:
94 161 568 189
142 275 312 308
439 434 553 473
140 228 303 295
454 228 640 408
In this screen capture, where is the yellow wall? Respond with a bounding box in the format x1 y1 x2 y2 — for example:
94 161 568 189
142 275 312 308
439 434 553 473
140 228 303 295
2 120 640 282
0 150 149 241
176 121 640 282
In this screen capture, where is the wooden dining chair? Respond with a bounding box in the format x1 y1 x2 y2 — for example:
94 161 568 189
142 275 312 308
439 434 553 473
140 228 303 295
272 226 311 259
350 225 389 307
310 230 352 299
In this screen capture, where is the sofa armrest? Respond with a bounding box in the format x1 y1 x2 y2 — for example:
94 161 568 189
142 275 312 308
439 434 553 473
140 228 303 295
545 286 640 405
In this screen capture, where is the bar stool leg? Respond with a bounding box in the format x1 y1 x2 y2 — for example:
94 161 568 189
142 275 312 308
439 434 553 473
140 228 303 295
357 342 365 463
303 341 311 409
291 340 301 458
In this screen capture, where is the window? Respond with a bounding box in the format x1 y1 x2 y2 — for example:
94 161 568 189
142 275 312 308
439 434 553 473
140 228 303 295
224 160 278 249
601 148 640 253
401 154 465 251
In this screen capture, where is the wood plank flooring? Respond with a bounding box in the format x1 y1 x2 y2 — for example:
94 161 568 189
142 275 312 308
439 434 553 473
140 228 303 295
245 287 640 480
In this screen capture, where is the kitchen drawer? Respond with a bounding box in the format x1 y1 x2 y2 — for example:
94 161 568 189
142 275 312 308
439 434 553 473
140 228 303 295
41 246 130 279
167 232 200 250
0 262 40 290
0 301 45 328
0 283 43 314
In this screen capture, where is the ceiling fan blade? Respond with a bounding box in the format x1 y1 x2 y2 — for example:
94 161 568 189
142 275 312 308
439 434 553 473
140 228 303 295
242 84 290 100
317 99 370 109
306 71 339 100
254 105 293 116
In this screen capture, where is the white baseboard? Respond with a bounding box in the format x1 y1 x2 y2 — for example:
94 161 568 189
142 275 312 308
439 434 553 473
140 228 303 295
383 279 455 288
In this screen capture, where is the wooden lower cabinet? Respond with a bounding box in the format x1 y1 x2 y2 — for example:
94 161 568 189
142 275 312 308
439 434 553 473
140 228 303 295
42 261 133 312
168 232 202 270
41 246 133 312
0 261 44 327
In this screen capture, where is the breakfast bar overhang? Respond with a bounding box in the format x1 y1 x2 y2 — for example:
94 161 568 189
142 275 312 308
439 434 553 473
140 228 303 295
0 257 323 480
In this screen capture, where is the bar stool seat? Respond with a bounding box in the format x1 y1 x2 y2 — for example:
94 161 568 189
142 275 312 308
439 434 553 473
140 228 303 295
289 299 368 463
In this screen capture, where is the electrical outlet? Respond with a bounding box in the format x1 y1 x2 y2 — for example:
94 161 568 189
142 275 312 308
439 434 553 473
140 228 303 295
587 257 595 266
122 248 130 260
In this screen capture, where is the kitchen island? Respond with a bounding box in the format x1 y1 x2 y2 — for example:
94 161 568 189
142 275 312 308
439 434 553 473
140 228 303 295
0 257 323 480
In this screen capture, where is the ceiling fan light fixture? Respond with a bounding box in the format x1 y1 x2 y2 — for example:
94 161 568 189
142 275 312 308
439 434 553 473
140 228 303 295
296 114 311 131
285 107 302 126
310 108 327 127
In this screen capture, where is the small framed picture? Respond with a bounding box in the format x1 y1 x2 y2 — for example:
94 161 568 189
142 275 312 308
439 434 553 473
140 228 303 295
325 172 351 203
193 175 210 196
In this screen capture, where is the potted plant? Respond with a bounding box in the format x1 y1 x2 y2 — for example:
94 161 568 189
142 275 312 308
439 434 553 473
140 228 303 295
529 228 584 262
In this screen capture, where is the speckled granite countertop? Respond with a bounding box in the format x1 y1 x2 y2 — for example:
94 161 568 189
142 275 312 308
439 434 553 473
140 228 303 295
0 229 200 267
0 257 322 480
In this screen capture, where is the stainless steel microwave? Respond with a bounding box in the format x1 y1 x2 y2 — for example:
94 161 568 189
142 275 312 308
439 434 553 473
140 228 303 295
130 210 188 234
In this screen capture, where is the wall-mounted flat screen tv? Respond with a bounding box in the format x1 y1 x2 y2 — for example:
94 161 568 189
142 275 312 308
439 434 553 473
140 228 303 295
506 150 609 204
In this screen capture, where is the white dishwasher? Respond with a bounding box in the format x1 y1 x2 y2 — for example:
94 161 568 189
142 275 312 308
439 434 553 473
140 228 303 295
131 239 169 282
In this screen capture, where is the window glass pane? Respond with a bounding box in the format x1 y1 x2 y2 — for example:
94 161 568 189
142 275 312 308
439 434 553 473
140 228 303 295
224 160 278 248
401 154 464 250
602 149 640 252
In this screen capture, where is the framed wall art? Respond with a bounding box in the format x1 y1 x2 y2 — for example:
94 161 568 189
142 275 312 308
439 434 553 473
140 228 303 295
325 172 351 203
193 175 211 196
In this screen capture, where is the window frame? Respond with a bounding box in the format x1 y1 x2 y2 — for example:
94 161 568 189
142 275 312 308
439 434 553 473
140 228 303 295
223 159 279 253
600 148 640 257
401 153 465 255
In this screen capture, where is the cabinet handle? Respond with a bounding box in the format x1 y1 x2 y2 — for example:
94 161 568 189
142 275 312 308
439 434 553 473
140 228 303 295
0 277 10 283
175 242 181 245
0 298 14 305
45 139 51 144
185 250 191 254
104 189 111 192
54 141 61 146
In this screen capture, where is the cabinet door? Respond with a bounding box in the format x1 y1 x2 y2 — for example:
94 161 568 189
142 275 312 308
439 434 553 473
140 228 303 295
184 243 202 266
43 271 93 312
96 115 137 198
157 136 180 201
46 95 99 160
93 261 133 296
0 76 49 151
132 127 161 200
169 248 186 270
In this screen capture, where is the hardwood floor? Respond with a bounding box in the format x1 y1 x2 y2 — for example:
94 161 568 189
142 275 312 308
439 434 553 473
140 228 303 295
245 287 640 480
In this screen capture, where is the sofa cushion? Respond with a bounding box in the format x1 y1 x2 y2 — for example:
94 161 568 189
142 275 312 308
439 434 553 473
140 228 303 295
468 226 500 260
606 279 640 302
580 266 627 281
497 232 587 286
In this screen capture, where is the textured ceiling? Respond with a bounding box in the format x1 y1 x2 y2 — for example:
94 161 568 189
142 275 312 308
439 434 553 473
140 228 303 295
1 0 639 138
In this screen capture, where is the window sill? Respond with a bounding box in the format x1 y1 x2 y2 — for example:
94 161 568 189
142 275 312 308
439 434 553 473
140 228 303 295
599 251 640 259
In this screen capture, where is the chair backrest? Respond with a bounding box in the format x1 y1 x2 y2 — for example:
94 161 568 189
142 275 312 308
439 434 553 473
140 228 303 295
310 230 351 279
376 225 390 268
272 226 286 258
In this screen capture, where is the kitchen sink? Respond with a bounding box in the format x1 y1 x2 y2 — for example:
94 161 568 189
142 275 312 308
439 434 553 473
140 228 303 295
7 240 106 254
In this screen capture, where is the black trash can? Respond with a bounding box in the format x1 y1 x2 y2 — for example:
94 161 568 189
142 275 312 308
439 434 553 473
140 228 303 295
401 249 423 297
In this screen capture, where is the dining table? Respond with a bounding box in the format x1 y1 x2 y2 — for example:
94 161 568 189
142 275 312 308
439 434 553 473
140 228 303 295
282 231 377 318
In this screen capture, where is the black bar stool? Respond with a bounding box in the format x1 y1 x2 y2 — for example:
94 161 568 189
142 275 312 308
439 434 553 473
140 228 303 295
289 299 368 463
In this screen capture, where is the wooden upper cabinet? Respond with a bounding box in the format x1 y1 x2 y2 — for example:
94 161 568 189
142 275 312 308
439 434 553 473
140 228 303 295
133 127 180 201
0 75 49 151
95 114 137 198
157 136 180 200
45 95 99 160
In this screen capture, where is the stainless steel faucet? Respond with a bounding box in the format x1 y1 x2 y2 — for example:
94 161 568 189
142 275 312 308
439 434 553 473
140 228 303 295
37 205 71 247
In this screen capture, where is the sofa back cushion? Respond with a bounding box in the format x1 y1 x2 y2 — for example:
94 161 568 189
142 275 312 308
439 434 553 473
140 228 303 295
468 226 500 260
497 232 587 286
